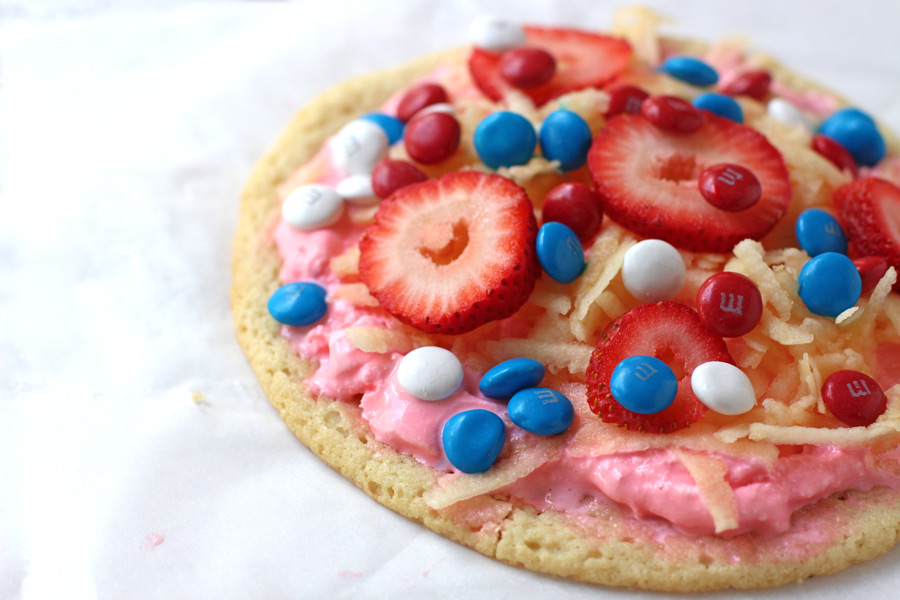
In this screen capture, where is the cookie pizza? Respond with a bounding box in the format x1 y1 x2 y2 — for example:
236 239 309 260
232 8 900 591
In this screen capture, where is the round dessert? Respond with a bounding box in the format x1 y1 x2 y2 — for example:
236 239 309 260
232 8 900 592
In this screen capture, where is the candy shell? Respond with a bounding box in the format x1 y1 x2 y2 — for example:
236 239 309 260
622 239 686 302
360 113 404 145
812 134 858 176
442 409 506 473
397 346 464 401
798 252 862 317
610 356 677 415
658 56 719 86
468 16 526 52
696 272 763 337
539 110 592 171
605 84 649 118
479 358 545 399
267 282 327 327
396 83 449 123
508 387 574 435
692 92 743 123
821 370 887 427
500 46 556 89
766 98 812 131
795 208 848 256
690 361 756 415
818 107 886 167
698 163 761 212
641 95 703 134
331 119 389 175
536 222 585 284
474 111 537 169
282 184 344 230
720 69 771 100
404 112 461 164
336 173 379 205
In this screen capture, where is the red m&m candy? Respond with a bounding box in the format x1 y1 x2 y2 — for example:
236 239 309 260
499 46 556 89
371 159 427 199
605 85 649 118
541 182 604 243
696 272 763 337
822 370 886 427
403 112 461 164
720 69 772 100
641 95 703 134
698 163 762 212
812 134 859 177
397 83 449 123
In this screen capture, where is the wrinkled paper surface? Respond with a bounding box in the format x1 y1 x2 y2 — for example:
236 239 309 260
3 1 900 598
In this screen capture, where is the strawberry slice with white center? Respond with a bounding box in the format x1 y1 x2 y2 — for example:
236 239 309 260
359 171 539 335
468 26 632 107
836 177 900 287
585 302 734 433
588 113 792 253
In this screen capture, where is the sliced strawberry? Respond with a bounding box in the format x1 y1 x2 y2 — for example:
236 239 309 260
359 171 539 334
468 26 632 107
585 302 734 433
836 178 900 287
587 113 791 253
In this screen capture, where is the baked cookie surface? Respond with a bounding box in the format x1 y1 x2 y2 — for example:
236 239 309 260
233 12 900 592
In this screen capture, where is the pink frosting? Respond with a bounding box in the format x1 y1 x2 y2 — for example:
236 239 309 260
269 59 900 539
361 366 506 469
501 445 898 536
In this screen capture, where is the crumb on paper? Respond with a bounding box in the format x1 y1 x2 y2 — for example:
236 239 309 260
146 533 165 548
192 390 209 405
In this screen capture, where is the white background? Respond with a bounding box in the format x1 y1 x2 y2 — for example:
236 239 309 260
3 1 900 599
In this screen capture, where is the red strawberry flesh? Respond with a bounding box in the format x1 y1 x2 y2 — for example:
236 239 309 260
588 113 792 253
468 26 632 107
359 171 539 334
837 177 900 288
586 302 734 433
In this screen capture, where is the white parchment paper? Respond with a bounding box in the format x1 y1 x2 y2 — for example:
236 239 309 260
3 1 900 598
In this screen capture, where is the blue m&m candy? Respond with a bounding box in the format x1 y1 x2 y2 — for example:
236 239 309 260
795 208 848 256
658 56 719 87
508 387 574 435
610 356 677 414
692 92 743 123
442 409 506 473
818 108 886 167
474 111 537 169
798 252 862 317
267 281 327 326
539 110 592 171
361 113 404 145
536 222 585 284
479 358 545 399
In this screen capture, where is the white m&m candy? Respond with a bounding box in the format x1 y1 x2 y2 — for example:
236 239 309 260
468 16 526 52
282 184 343 230
331 120 388 175
397 346 464 401
767 98 813 132
622 239 686 302
336 173 378 205
690 361 756 415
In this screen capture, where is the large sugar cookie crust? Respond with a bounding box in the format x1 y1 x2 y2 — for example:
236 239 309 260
231 42 900 591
